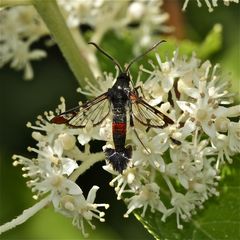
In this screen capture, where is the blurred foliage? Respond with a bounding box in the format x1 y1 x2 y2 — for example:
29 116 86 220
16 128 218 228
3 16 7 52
0 2 239 240
159 23 223 59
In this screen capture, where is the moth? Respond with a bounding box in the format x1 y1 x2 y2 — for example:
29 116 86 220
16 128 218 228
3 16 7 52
51 41 174 173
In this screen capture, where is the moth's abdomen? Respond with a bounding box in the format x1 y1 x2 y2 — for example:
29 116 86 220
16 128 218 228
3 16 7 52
112 109 127 151
112 122 126 135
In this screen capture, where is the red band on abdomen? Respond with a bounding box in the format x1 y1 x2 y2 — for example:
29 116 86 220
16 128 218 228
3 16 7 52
112 122 126 135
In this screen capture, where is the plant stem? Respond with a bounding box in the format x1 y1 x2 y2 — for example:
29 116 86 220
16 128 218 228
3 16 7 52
69 152 105 182
0 0 31 7
0 195 51 234
32 0 95 86
57 7 102 78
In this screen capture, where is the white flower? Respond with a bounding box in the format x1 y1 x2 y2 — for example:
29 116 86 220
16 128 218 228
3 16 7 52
12 98 96 200
122 0 171 53
77 121 99 145
211 133 234 169
177 101 215 138
182 0 239 12
0 6 48 79
58 0 170 53
176 63 236 138
76 117 111 145
166 191 201 229
98 117 112 142
28 97 82 148
57 133 76 151
132 133 167 172
126 2 145 22
13 140 79 198
56 186 109 237
223 0 240 5
141 50 200 96
167 147 197 189
9 98 109 237
189 157 219 199
1 1 170 79
104 162 150 200
10 38 46 80
57 0 105 28
124 183 167 218
77 71 116 98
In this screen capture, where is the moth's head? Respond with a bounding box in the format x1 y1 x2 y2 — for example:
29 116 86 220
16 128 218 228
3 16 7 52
117 72 131 83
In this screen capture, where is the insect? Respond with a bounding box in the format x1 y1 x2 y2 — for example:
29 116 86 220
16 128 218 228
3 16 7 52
51 41 174 173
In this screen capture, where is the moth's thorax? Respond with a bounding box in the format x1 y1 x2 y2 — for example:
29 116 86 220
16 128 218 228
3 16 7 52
110 91 128 109
109 72 131 108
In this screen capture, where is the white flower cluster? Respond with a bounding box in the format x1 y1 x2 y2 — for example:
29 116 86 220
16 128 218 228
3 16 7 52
0 1 169 79
11 98 109 237
0 6 48 79
3 51 239 235
183 0 239 12
58 0 170 52
102 51 240 229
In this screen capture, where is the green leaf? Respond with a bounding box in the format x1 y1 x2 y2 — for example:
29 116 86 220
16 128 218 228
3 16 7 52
134 157 240 240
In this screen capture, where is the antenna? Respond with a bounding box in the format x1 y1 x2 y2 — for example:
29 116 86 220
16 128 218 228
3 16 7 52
88 42 123 73
125 40 166 72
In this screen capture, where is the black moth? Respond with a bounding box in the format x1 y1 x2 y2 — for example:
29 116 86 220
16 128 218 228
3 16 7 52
51 41 174 173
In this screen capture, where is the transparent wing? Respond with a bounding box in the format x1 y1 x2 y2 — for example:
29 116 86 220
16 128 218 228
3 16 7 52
51 93 111 128
130 92 174 128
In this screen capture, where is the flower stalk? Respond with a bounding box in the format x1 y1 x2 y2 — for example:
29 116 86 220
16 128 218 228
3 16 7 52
32 0 95 86
0 196 51 234
69 152 105 182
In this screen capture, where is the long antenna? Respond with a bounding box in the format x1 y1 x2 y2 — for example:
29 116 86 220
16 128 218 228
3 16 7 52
125 40 166 72
88 42 123 73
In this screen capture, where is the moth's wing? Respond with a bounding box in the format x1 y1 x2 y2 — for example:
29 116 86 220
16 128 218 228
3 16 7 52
130 92 174 128
51 93 111 128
